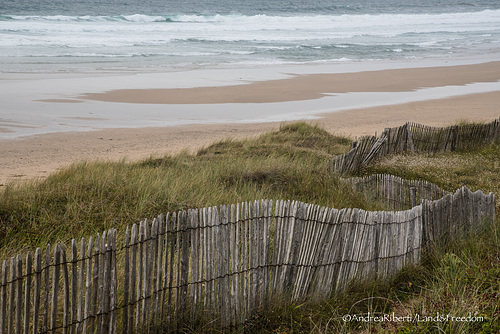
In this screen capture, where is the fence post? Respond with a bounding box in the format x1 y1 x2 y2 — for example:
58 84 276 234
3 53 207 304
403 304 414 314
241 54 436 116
406 123 415 152
451 126 458 151
410 187 417 208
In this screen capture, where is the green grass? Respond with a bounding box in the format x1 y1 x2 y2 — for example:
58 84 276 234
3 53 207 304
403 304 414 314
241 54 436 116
0 121 498 333
359 144 500 212
0 122 362 257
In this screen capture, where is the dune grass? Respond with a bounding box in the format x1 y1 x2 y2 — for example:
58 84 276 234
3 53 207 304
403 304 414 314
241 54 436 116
0 122 363 257
0 121 498 333
360 144 500 212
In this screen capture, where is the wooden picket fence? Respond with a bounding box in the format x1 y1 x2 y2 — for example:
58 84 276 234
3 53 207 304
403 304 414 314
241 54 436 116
0 187 495 333
332 118 500 175
422 187 496 248
342 174 450 211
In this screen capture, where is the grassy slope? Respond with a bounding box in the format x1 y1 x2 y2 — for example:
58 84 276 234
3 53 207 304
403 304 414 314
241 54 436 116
0 122 362 256
0 122 498 333
362 145 500 209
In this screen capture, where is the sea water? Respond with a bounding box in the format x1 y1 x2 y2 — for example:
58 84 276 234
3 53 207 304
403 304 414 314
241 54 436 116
1 0 500 73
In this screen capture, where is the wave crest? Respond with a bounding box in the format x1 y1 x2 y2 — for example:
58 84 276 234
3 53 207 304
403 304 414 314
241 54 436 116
2 9 500 24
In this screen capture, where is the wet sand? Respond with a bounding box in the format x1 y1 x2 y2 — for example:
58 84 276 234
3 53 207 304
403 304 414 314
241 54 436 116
79 61 500 104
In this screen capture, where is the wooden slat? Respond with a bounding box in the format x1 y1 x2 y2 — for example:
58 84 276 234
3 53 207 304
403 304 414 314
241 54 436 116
228 204 237 327
110 229 118 334
234 203 243 324
42 245 51 334
122 227 130 334
160 213 170 326
7 257 14 334
154 214 164 329
76 239 84 334
166 213 176 325
241 202 249 320
33 249 42 334
71 241 78 334
200 208 208 310
99 231 111 334
179 211 189 321
90 234 100 334
0 261 5 334
83 237 93 334
0 260 6 334
262 199 272 306
158 215 167 324
145 219 156 331
15 255 22 334
51 245 61 334
270 200 281 298
24 252 32 334
188 210 198 323
219 205 230 327
140 221 150 332
96 231 106 334
248 202 257 313
128 225 138 334
150 219 159 331
174 212 182 322
61 244 70 334
135 223 144 332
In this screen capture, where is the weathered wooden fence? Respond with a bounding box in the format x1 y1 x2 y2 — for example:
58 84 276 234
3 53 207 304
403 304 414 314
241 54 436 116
342 174 450 211
332 118 500 175
0 187 495 333
422 187 496 248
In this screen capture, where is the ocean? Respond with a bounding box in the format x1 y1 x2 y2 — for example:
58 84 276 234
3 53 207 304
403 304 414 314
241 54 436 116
1 0 500 73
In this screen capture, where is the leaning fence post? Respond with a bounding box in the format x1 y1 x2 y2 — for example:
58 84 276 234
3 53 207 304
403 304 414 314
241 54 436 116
410 187 417 208
406 123 415 152
451 126 458 151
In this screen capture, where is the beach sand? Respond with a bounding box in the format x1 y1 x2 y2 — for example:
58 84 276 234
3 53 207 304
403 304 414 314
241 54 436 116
79 61 500 104
1 62 499 186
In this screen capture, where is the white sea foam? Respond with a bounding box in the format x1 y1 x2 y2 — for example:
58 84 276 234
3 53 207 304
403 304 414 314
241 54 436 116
1 9 500 72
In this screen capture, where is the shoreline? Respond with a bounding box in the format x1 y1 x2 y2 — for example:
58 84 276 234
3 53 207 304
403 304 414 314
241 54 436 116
1 60 499 185
2 60 500 139
78 61 500 104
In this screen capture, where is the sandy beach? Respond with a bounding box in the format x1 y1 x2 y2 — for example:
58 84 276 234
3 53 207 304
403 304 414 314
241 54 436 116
79 61 500 104
1 61 499 186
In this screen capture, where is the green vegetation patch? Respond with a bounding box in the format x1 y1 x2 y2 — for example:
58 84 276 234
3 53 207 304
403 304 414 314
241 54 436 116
360 144 500 211
0 121 498 333
0 122 362 256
